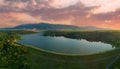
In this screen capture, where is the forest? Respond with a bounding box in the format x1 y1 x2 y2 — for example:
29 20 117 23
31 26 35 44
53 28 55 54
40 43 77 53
0 31 30 69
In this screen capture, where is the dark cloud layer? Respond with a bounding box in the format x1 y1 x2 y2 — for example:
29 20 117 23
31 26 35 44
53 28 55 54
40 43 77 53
0 0 120 29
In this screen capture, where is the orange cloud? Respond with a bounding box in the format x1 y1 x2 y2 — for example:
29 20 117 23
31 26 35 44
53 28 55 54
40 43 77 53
81 0 120 14
0 12 41 27
6 12 40 22
0 0 120 30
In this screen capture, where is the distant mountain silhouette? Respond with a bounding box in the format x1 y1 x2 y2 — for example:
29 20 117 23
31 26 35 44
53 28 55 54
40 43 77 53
80 26 110 30
13 22 111 30
13 22 80 30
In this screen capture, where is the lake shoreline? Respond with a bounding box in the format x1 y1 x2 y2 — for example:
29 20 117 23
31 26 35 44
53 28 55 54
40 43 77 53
19 43 120 69
19 32 114 55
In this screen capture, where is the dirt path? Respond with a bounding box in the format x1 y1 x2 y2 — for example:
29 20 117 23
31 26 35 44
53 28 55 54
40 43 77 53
106 54 120 69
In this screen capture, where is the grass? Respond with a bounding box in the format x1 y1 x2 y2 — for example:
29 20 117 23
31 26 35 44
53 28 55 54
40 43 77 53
0 44 120 69
27 46 120 69
110 55 120 69
0 62 9 69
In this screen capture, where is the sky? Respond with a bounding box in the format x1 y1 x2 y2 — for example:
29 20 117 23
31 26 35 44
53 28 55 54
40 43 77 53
0 0 120 29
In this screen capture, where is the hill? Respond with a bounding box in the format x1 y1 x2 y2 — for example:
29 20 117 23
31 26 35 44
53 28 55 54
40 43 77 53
13 22 80 30
13 22 110 30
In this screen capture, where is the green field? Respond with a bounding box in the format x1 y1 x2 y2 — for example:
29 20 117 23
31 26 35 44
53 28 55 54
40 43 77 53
27 46 120 69
0 30 120 69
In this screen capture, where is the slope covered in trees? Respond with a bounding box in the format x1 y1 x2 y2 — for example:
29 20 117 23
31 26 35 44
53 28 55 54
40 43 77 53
0 32 29 69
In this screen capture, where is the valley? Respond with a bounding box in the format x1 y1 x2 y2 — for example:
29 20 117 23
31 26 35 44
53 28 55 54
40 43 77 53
0 30 120 69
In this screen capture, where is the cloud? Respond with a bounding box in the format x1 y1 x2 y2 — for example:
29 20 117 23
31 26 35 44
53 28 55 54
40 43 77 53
79 0 120 14
91 1 120 14
1 0 120 14
0 12 41 27
0 0 4 5
0 0 120 29
49 0 80 8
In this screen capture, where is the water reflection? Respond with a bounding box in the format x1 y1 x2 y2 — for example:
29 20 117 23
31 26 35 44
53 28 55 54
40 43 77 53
19 33 114 54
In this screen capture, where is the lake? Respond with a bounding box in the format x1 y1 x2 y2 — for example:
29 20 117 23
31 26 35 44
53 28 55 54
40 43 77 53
19 33 114 54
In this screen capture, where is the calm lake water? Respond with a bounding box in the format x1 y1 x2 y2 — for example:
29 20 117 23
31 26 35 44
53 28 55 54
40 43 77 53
19 33 114 54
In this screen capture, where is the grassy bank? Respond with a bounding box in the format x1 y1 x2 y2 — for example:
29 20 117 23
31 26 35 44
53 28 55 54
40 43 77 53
0 43 120 69
27 45 120 69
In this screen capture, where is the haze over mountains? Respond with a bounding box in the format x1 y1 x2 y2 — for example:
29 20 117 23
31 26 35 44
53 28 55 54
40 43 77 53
13 22 80 30
12 22 110 30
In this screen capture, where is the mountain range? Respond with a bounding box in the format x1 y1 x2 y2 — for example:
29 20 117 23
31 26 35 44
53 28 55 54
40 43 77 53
12 22 110 30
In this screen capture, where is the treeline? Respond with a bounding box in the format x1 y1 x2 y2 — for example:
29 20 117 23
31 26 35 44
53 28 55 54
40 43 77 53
0 32 30 69
44 30 120 48
0 30 38 35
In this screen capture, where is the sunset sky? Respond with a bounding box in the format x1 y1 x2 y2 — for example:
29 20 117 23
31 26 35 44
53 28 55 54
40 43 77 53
0 0 120 29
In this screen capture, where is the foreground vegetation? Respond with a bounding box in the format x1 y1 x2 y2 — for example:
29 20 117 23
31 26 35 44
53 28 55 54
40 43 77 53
0 32 30 69
0 30 120 69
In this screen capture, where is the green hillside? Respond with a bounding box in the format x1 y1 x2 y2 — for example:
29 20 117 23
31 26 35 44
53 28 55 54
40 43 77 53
27 46 120 69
